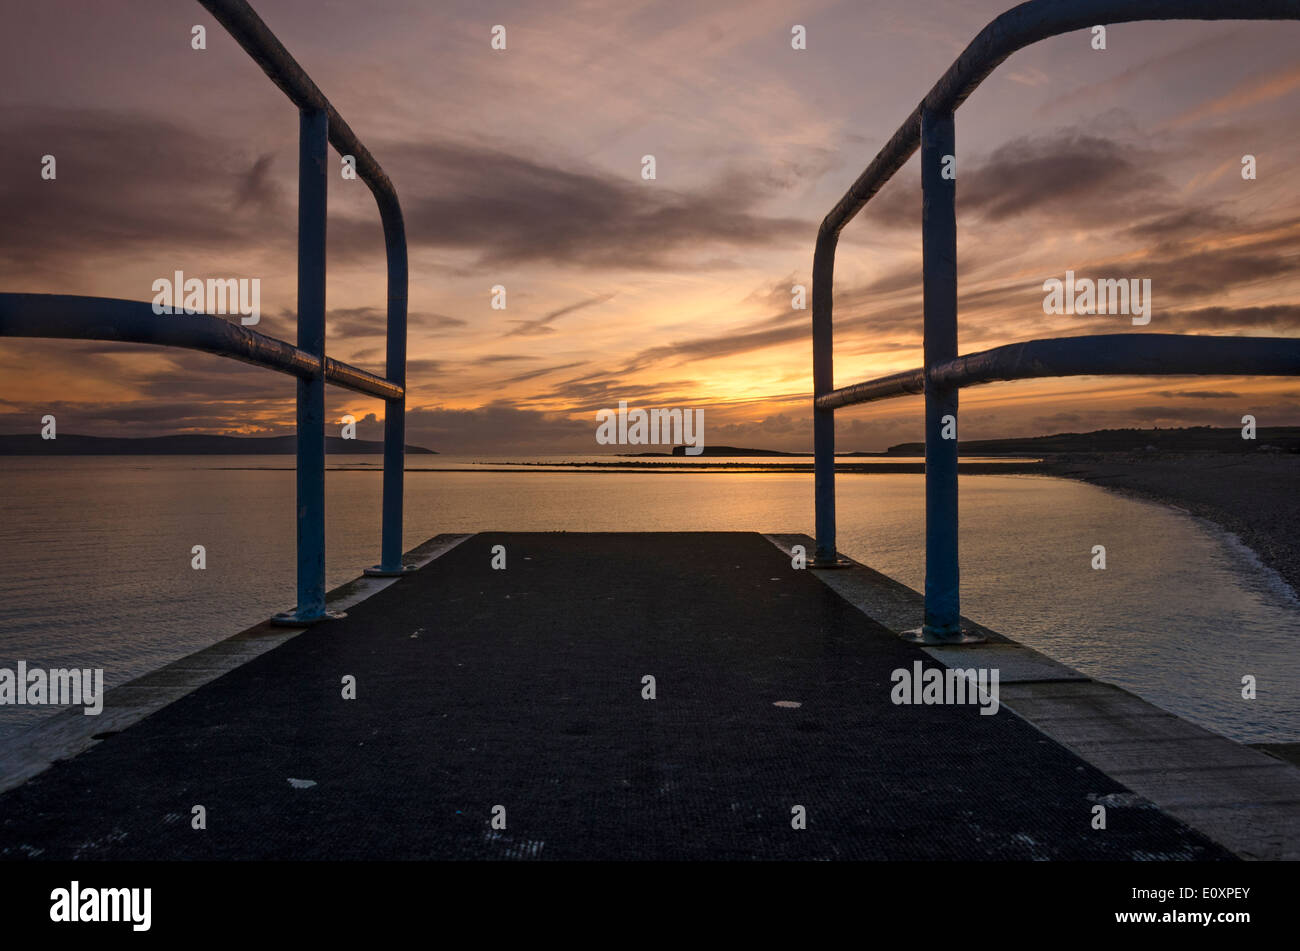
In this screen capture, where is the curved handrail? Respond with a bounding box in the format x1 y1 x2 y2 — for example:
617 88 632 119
197 0 409 573
809 0 1300 636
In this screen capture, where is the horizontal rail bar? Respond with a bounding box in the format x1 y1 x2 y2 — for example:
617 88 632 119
818 368 926 410
815 334 1300 410
321 355 401 401
0 293 402 402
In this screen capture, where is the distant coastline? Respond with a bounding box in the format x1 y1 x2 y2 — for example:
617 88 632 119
640 426 1300 457
882 425 1300 456
620 426 1300 457
0 434 437 455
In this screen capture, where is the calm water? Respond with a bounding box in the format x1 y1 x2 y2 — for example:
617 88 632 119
1 455 1297 744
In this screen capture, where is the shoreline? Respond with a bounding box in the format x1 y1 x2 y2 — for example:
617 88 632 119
1039 452 1300 599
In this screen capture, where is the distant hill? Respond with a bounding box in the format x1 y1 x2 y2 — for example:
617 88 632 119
670 445 809 457
885 426 1300 455
0 434 437 455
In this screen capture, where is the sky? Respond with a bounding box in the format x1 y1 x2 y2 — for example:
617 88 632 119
2 0 1298 453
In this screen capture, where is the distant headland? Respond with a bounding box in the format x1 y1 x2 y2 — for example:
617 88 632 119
666 445 809 457
881 425 1300 455
643 426 1300 457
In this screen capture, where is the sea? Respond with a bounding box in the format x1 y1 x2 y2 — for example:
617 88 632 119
1 454 1297 745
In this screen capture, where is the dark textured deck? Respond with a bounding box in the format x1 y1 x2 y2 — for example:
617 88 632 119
0 532 1231 860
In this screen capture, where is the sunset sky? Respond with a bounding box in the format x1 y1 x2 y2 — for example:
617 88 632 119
2 0 1298 453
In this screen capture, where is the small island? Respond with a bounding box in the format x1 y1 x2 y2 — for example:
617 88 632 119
668 445 809 457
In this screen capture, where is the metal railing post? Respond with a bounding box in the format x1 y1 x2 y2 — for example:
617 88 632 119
275 107 335 624
915 107 978 642
812 227 845 567
368 203 412 577
377 287 406 573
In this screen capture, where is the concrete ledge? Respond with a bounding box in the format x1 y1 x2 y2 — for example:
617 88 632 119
924 643 1087 683
763 533 1008 642
765 532 1300 861
0 533 472 795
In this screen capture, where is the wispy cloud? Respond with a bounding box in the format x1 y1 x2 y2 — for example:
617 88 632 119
506 293 615 336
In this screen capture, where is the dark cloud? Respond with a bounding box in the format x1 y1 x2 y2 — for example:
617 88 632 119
403 358 446 378
329 307 465 338
404 404 591 454
610 297 924 375
0 337 288 404
859 132 1169 231
708 412 803 441
620 322 810 372
742 274 805 315
0 107 816 281
498 361 586 385
473 354 534 364
1160 305 1300 332
1128 404 1247 422
965 134 1169 224
1124 208 1240 244
598 216 1300 380
1032 412 1085 426
234 154 279 209
528 375 705 414
506 293 615 337
0 397 291 437
1137 253 1297 301
867 234 1300 343
0 107 295 280
340 140 813 270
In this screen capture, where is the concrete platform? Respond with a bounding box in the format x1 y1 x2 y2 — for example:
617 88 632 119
0 531 1275 860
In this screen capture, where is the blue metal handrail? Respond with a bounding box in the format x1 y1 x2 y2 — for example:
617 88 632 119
0 0 411 624
811 0 1300 642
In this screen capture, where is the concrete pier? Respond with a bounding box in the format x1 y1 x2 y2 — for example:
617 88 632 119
1 532 1295 860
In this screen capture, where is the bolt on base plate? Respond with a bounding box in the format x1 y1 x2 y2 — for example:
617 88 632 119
810 557 854 569
363 564 418 577
270 608 346 627
900 626 987 645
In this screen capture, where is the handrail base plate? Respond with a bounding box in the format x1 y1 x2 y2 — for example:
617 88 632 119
363 564 419 577
901 627 987 645
270 608 347 627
